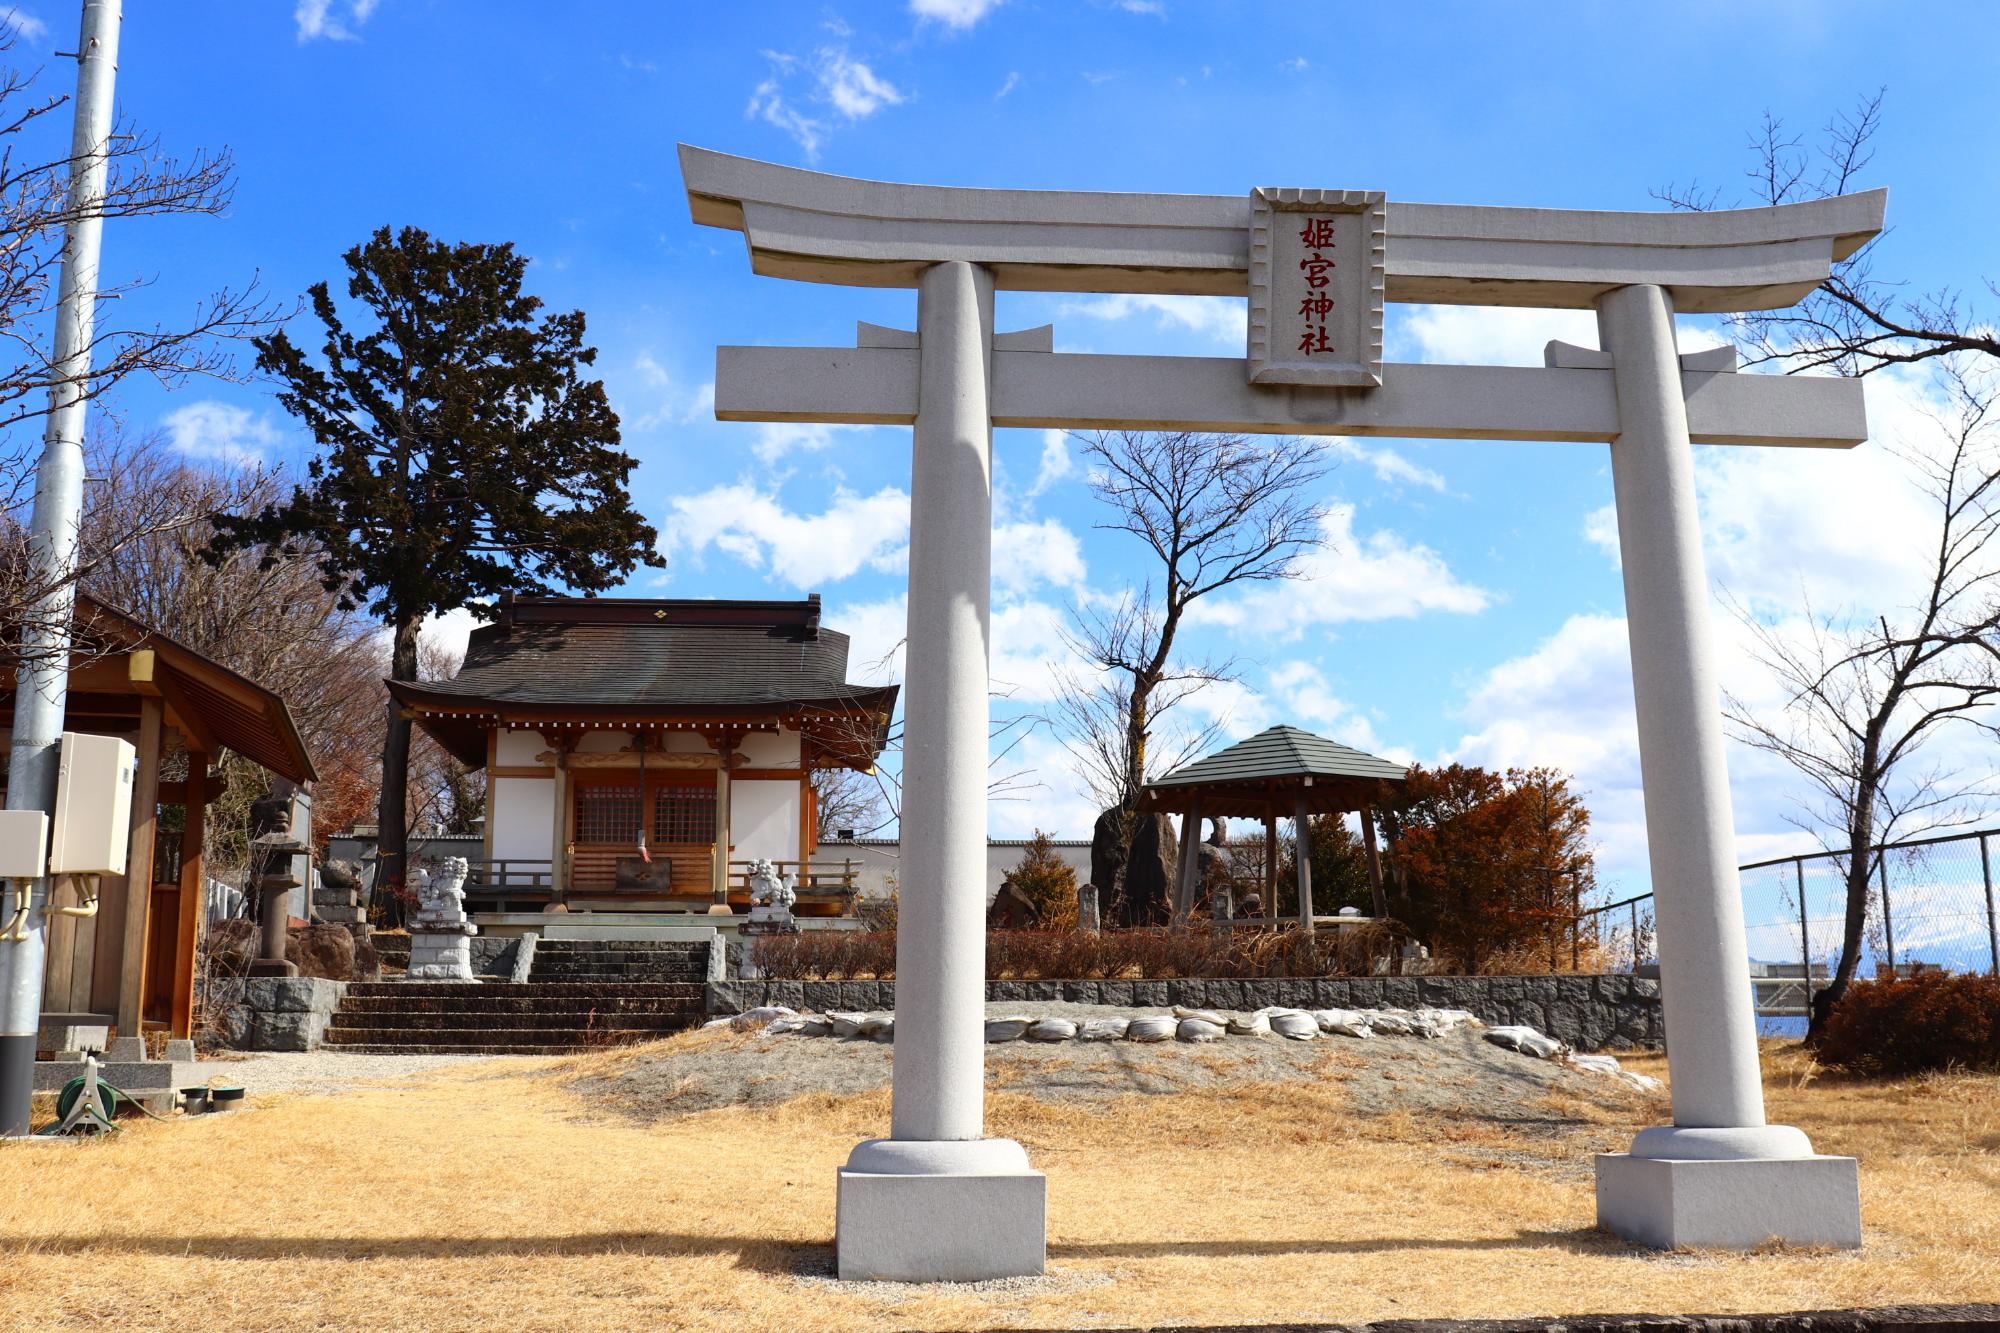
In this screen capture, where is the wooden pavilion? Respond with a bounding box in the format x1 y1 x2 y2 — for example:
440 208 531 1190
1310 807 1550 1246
0 593 317 1039
390 593 897 915
1140 724 1408 930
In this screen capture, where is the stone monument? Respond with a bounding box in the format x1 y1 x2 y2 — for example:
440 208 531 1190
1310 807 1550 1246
406 857 477 982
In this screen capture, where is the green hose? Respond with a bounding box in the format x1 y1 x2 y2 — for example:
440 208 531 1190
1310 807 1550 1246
47 1075 119 1131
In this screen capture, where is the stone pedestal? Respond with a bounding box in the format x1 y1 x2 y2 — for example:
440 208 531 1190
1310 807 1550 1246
836 1139 1046 1282
1596 1152 1861 1249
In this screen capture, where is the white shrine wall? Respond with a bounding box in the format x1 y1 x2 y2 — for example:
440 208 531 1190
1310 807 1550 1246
489 776 553 863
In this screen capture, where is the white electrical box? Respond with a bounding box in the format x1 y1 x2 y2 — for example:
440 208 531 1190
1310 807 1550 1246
49 732 136 875
0 809 49 879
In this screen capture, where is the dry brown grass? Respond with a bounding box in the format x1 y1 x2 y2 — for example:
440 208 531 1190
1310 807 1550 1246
0 1039 1993 1331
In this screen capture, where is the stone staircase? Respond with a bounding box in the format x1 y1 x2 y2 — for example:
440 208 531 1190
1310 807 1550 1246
321 940 711 1054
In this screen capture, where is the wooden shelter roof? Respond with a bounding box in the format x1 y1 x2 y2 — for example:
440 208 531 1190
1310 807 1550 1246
1139 724 1406 819
2 592 316 782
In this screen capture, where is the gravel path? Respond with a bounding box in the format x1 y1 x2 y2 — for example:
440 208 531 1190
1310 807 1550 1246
192 1050 509 1097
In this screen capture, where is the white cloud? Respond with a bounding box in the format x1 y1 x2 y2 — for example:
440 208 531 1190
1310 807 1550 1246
746 76 827 160
748 46 906 161
162 400 283 468
1116 0 1165 14
1 7 46 40
1062 293 1247 345
661 482 909 588
1324 438 1446 491
294 0 379 43
1394 305 1728 367
819 51 903 118
831 593 909 685
747 421 878 464
419 606 480 669
994 518 1087 596
910 0 1003 28
1190 504 1490 632
1280 56 1308 72
1027 429 1074 497
995 71 1020 99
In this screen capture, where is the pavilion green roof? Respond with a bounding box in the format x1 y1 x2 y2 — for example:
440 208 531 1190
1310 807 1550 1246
1151 725 1408 788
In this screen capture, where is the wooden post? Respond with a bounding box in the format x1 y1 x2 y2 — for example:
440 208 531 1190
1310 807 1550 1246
548 742 571 905
115 695 163 1035
710 737 737 912
1360 806 1386 918
1262 812 1277 924
798 769 815 876
170 751 208 1038
1172 797 1204 924
1294 797 1314 934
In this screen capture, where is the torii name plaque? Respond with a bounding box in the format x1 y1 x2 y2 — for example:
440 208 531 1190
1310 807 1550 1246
1247 187 1386 387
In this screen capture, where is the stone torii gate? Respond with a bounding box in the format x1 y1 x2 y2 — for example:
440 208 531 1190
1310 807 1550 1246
679 145 1879 1280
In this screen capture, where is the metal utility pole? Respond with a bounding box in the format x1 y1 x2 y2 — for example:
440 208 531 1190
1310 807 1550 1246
0 0 123 1136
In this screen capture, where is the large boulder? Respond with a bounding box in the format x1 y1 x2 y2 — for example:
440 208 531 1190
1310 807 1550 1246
1121 811 1179 926
286 924 356 981
1088 806 1128 907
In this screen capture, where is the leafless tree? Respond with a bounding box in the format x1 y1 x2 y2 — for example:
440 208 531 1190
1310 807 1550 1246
0 28 272 666
1725 365 2000 1035
1668 94 2000 1035
1056 428 1329 802
1658 92 1998 378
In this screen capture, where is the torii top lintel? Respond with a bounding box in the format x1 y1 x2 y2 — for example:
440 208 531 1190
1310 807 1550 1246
679 145 1885 314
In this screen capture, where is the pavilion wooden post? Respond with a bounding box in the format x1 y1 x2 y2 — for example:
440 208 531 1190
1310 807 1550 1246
547 736 574 906
169 751 207 1038
1360 806 1387 918
114 694 163 1035
1262 813 1278 922
1172 797 1204 925
1294 797 1315 934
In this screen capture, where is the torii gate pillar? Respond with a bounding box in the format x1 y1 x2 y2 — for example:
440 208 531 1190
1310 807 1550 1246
1592 283 1859 1247
835 260 1048 1282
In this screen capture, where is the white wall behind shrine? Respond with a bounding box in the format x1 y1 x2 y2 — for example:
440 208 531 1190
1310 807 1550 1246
490 776 553 862
731 779 798 861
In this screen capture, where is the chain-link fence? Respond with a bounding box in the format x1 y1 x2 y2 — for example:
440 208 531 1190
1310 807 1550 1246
1581 827 2000 1027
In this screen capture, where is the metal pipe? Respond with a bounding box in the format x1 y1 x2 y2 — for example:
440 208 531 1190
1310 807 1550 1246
1982 834 1997 978
0 0 124 1138
1878 853 1895 975
1796 859 1811 1017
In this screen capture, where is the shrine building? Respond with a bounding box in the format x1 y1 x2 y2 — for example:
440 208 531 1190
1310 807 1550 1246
390 593 897 919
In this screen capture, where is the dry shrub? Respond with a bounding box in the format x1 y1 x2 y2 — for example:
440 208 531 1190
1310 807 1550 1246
1814 970 2000 1076
750 922 1411 981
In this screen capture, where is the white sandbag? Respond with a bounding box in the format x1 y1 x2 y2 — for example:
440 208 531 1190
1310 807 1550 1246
1172 1006 1228 1025
984 1015 1032 1043
1078 1016 1130 1041
1365 1010 1416 1035
1028 1018 1078 1042
1177 1017 1226 1042
1569 1053 1622 1076
828 1011 866 1039
1226 1011 1271 1036
1418 1007 1480 1032
1483 1025 1568 1060
860 1014 894 1041
1312 1008 1374 1038
1618 1070 1665 1092
791 1015 834 1037
730 1005 798 1033
702 1016 733 1029
1126 1014 1177 1042
1269 1011 1319 1041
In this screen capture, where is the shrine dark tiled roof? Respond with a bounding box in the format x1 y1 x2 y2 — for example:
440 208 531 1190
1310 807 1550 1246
391 595 894 713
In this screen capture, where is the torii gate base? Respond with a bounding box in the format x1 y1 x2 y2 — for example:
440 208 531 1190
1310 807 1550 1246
681 147 1875 1277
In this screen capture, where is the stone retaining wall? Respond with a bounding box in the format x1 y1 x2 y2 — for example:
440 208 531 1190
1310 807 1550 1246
207 977 350 1051
707 973 1662 1051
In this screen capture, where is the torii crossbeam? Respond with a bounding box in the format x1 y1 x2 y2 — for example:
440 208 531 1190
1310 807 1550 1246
681 144 1879 1279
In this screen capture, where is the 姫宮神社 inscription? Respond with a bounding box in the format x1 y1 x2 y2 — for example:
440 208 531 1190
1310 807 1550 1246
1247 186 1385 388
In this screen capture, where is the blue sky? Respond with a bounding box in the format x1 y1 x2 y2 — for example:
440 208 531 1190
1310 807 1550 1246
24 0 2000 900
